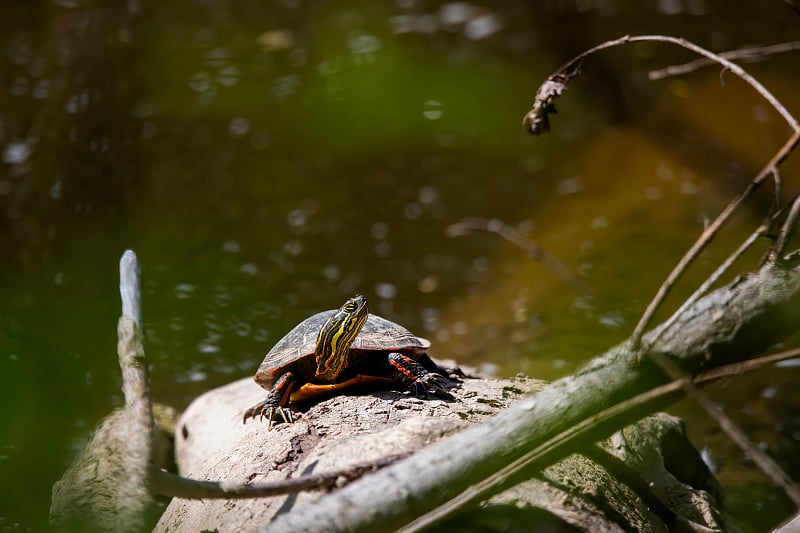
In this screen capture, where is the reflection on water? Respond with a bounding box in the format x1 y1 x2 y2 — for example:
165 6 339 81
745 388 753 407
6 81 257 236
2 1 799 530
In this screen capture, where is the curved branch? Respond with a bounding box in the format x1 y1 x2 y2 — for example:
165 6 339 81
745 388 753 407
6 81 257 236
526 34 799 133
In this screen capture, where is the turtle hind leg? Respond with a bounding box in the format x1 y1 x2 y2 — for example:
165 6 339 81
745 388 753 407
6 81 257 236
242 372 298 429
388 353 455 401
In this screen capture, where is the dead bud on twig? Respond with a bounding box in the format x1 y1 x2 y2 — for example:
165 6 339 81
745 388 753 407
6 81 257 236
522 60 582 135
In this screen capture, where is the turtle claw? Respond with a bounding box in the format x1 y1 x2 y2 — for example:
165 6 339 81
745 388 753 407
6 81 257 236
243 401 267 424
243 397 295 430
411 373 455 401
261 405 293 429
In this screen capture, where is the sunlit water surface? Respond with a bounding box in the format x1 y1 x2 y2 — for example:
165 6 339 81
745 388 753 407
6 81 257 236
1 1 799 530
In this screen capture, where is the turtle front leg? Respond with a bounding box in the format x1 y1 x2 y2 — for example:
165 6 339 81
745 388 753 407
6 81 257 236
387 353 455 401
242 372 299 429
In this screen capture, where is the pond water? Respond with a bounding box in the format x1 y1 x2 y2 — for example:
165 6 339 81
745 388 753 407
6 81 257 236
1 1 799 530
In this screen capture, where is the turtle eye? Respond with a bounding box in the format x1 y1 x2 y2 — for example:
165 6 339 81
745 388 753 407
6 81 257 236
344 301 356 312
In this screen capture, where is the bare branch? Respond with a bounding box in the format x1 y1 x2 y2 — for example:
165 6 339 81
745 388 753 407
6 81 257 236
769 194 800 262
523 35 800 135
650 215 774 346
648 41 800 80
151 452 409 499
633 129 800 348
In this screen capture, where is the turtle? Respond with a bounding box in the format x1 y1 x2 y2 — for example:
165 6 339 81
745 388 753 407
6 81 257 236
243 294 455 428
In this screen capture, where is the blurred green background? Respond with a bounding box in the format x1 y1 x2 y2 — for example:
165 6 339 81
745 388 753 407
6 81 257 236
1 1 799 530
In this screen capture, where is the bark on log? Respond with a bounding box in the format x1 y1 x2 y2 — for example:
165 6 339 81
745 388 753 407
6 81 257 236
261 255 800 532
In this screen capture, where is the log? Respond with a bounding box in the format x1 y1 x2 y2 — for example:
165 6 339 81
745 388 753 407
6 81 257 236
50 251 158 532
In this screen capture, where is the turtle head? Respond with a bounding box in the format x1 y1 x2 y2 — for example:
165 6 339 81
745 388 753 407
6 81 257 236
314 294 369 380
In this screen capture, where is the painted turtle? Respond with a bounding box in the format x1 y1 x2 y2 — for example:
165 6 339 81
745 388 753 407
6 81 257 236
243 294 454 428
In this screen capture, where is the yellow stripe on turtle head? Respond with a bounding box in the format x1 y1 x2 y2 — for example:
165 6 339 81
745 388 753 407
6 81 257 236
314 295 369 379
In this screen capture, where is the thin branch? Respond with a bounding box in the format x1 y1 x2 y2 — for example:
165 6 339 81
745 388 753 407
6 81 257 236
649 214 774 346
446 217 587 293
769 194 800 262
648 41 800 80
633 129 800 348
150 452 409 499
698 348 800 380
524 35 800 136
398 348 800 532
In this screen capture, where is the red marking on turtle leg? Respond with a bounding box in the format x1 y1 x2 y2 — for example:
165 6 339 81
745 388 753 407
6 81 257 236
272 373 296 407
388 353 454 400
388 353 427 383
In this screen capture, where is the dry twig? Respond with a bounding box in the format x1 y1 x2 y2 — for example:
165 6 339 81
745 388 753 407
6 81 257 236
650 214 775 346
769 194 800 262
633 130 800 348
648 41 800 80
151 452 410 499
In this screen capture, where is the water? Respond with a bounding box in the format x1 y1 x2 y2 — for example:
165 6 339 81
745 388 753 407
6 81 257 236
1 1 799 530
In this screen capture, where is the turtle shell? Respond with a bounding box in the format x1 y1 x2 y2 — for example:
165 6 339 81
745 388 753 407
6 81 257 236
254 310 431 389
